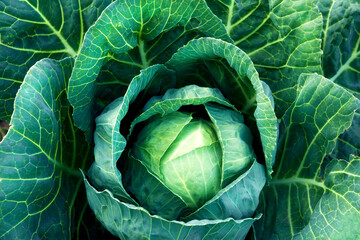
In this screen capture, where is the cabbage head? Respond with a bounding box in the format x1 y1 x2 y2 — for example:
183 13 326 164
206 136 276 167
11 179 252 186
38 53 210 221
84 51 278 238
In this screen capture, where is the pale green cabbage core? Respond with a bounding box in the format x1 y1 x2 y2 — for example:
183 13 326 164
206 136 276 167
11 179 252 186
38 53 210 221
160 118 222 209
132 112 222 209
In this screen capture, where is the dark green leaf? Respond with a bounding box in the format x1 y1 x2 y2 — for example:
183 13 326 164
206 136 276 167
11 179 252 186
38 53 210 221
206 0 323 116
331 111 360 159
254 73 360 239
88 65 171 204
319 0 359 84
318 0 360 160
0 0 112 120
0 58 91 239
293 155 360 239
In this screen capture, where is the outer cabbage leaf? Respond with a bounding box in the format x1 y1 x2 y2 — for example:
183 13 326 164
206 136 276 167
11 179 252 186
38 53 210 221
84 175 260 240
317 0 360 160
183 160 265 222
167 37 278 177
294 155 360 239
205 0 323 116
122 154 190 220
68 0 232 138
88 65 171 204
254 73 360 239
204 103 256 187
85 159 265 239
319 0 359 83
0 58 92 239
0 0 113 120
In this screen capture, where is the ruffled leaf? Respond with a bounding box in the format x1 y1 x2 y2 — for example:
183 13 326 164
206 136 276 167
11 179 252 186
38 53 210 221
254 73 360 239
206 0 323 116
0 0 112 120
294 155 360 239
88 65 171 204
0 58 91 239
84 174 259 240
317 0 360 160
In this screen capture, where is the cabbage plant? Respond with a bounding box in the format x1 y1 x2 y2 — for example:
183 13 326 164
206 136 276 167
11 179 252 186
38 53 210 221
0 0 360 239
82 37 278 238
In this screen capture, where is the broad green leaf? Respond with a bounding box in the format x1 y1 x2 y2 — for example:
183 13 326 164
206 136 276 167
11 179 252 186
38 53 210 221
204 103 256 187
89 97 137 204
88 65 170 204
206 0 323 116
84 174 260 240
254 73 360 239
183 161 265 222
317 0 360 160
122 155 189 220
0 58 92 239
294 155 360 239
81 0 116 29
67 0 231 137
319 0 359 84
0 0 113 120
167 37 278 177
